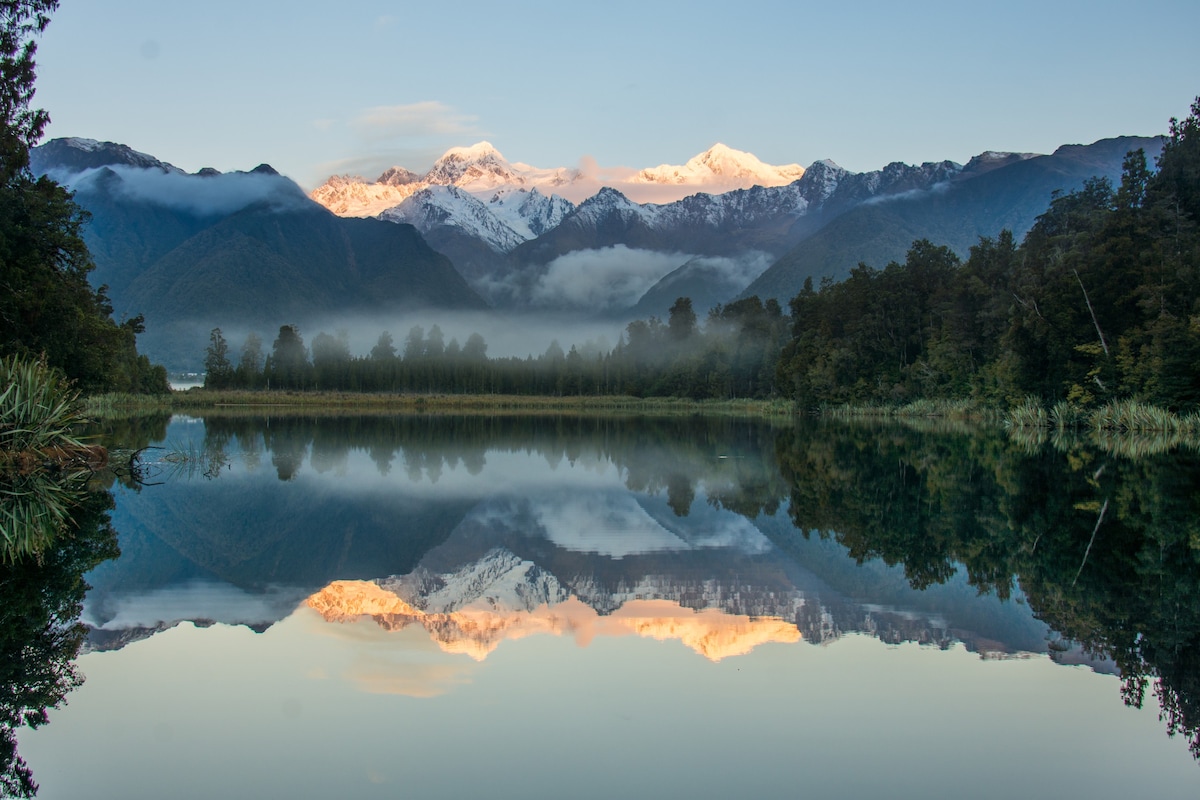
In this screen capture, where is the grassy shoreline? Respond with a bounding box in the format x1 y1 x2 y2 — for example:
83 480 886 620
80 390 1200 448
82 389 799 419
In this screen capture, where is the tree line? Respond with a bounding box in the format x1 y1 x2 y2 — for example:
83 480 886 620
203 295 789 399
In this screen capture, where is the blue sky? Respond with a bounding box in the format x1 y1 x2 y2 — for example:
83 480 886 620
33 0 1200 190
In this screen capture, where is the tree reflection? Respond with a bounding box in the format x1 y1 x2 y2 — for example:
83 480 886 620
0 484 119 797
775 420 1200 758
195 413 791 520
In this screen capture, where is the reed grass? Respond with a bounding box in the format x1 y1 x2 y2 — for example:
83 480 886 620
820 398 992 420
0 470 89 562
0 355 87 457
1005 397 1200 434
1002 397 1200 456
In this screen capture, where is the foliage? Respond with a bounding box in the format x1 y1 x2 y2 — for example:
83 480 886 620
0 468 85 562
0 1 56 183
0 0 167 395
774 420 1200 758
197 297 789 400
202 328 233 390
0 486 118 796
0 354 84 457
775 99 1200 412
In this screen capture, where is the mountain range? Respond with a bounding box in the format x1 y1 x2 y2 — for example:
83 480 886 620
311 136 1160 314
310 141 807 214
28 133 1162 367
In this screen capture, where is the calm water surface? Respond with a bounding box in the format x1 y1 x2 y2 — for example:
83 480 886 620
12 413 1200 798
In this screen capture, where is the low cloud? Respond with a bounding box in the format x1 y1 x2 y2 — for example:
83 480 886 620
530 492 689 558
73 165 310 216
676 252 774 290
860 180 953 206
230 309 626 364
531 246 689 310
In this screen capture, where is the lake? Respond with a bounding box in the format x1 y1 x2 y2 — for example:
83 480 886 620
9 412 1200 798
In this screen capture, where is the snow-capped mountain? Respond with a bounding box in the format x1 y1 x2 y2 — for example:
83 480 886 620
486 186 576 240
379 185 576 255
421 141 578 191
507 159 855 270
632 142 804 187
308 173 423 217
310 141 582 217
308 141 813 216
381 186 529 254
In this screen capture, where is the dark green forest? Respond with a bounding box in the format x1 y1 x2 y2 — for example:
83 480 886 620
773 419 1200 757
0 0 166 395
774 99 1199 411
203 295 790 399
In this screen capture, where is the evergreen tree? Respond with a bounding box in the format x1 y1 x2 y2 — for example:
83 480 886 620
268 325 309 389
0 0 167 394
202 328 233 389
370 331 396 361
237 332 263 388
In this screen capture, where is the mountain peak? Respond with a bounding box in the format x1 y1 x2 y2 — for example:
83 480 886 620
376 165 420 186
634 144 804 187
440 141 502 161
30 137 184 176
424 141 521 189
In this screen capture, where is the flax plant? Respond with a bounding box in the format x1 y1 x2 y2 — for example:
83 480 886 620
0 355 87 458
0 471 89 562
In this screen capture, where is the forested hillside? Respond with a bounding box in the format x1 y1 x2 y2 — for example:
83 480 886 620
776 99 1200 411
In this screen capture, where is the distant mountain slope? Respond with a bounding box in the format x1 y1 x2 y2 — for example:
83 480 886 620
744 136 1163 303
124 202 484 321
30 138 490 369
496 159 964 312
630 254 773 319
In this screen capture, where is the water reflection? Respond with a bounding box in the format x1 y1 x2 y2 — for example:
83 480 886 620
67 412 1200 772
777 419 1200 757
0 478 119 798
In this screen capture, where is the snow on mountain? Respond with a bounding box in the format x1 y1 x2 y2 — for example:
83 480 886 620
308 173 422 217
572 185 662 227
379 185 531 253
422 141 524 189
308 141 811 217
961 150 1039 176
485 187 576 240
305 547 804 662
632 143 804 187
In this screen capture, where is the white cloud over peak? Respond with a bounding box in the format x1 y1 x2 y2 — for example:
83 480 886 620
351 101 481 141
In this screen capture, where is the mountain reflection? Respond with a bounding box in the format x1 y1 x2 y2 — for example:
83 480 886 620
307 578 801 663
81 412 1200 759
